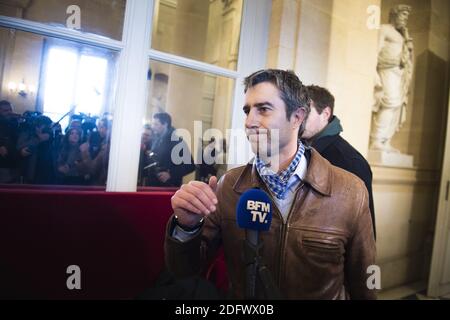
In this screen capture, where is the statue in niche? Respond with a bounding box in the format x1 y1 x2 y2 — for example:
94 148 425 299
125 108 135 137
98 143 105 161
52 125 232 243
370 4 414 153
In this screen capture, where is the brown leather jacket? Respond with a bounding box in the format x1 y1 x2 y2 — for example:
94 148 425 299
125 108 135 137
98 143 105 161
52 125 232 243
165 148 376 299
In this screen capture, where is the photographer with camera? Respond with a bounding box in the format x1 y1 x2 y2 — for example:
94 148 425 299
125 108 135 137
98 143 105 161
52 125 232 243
138 124 154 186
147 113 195 188
16 114 55 184
76 117 111 186
0 100 19 183
195 137 228 184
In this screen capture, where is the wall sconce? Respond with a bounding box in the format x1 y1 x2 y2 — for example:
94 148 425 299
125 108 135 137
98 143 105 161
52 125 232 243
8 81 17 92
8 80 36 98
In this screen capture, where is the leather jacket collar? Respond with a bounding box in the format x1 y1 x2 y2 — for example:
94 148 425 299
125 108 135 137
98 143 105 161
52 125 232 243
233 148 332 197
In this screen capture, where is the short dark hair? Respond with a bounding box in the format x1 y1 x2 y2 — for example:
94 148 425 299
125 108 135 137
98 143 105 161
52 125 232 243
244 69 310 120
35 115 52 128
306 85 335 122
153 112 172 128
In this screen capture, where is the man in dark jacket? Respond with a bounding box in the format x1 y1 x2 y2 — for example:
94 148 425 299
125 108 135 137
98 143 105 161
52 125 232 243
0 100 19 183
16 115 55 185
148 113 195 187
302 85 376 238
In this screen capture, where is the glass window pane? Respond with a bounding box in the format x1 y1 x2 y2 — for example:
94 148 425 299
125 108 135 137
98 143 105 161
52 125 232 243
137 60 235 189
42 47 78 118
0 27 118 187
0 0 126 40
151 0 243 70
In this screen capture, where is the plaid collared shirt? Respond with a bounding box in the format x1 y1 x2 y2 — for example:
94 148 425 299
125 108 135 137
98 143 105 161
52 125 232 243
255 141 306 200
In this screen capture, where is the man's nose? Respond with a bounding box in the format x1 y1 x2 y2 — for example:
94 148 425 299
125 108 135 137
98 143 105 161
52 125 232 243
245 108 260 129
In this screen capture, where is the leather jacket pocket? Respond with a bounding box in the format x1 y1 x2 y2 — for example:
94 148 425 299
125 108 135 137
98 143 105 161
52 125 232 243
301 235 343 264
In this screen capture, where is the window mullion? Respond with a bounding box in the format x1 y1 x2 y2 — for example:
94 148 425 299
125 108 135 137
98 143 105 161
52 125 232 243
148 49 240 79
106 0 154 192
228 0 272 168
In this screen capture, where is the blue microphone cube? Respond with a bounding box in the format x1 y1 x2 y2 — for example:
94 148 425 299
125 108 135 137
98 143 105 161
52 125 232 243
236 189 273 231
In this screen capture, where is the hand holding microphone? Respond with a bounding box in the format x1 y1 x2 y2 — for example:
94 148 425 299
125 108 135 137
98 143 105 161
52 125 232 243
171 176 218 228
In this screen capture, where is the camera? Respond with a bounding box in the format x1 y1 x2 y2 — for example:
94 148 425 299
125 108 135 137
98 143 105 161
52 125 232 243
143 151 167 175
18 111 43 133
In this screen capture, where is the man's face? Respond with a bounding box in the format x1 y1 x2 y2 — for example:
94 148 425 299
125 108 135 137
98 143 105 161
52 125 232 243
142 129 153 145
0 105 13 119
302 102 330 141
151 119 166 136
394 10 409 29
244 82 304 159
98 122 109 139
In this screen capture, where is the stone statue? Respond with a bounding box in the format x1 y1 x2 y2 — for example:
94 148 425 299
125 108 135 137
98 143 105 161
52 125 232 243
370 4 414 153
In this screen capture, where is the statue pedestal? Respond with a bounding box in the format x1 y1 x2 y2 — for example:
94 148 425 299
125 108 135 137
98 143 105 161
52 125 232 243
368 150 414 168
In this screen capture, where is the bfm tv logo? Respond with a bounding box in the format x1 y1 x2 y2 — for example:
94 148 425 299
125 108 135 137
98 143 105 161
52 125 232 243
247 200 270 224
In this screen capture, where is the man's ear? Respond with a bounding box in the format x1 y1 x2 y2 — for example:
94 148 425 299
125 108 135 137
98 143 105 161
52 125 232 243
292 107 306 129
322 106 332 122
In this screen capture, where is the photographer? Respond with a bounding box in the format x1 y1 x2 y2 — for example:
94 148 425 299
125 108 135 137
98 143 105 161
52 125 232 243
0 101 19 183
138 125 154 186
148 113 195 188
196 137 228 183
76 117 111 186
16 115 55 184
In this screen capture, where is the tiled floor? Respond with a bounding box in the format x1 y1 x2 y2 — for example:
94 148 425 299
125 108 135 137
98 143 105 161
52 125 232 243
402 290 450 300
378 281 426 300
379 281 450 300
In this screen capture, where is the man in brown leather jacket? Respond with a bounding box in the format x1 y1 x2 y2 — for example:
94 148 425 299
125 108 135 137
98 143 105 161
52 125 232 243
165 69 376 299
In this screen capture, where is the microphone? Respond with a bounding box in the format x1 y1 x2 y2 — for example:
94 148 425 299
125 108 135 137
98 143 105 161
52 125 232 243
236 188 272 232
236 189 280 299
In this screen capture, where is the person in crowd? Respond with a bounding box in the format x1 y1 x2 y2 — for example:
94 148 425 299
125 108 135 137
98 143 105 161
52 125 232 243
138 124 154 186
17 115 55 184
0 100 19 183
301 85 376 238
56 127 85 185
149 112 195 187
195 137 227 183
165 69 376 299
77 117 111 186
